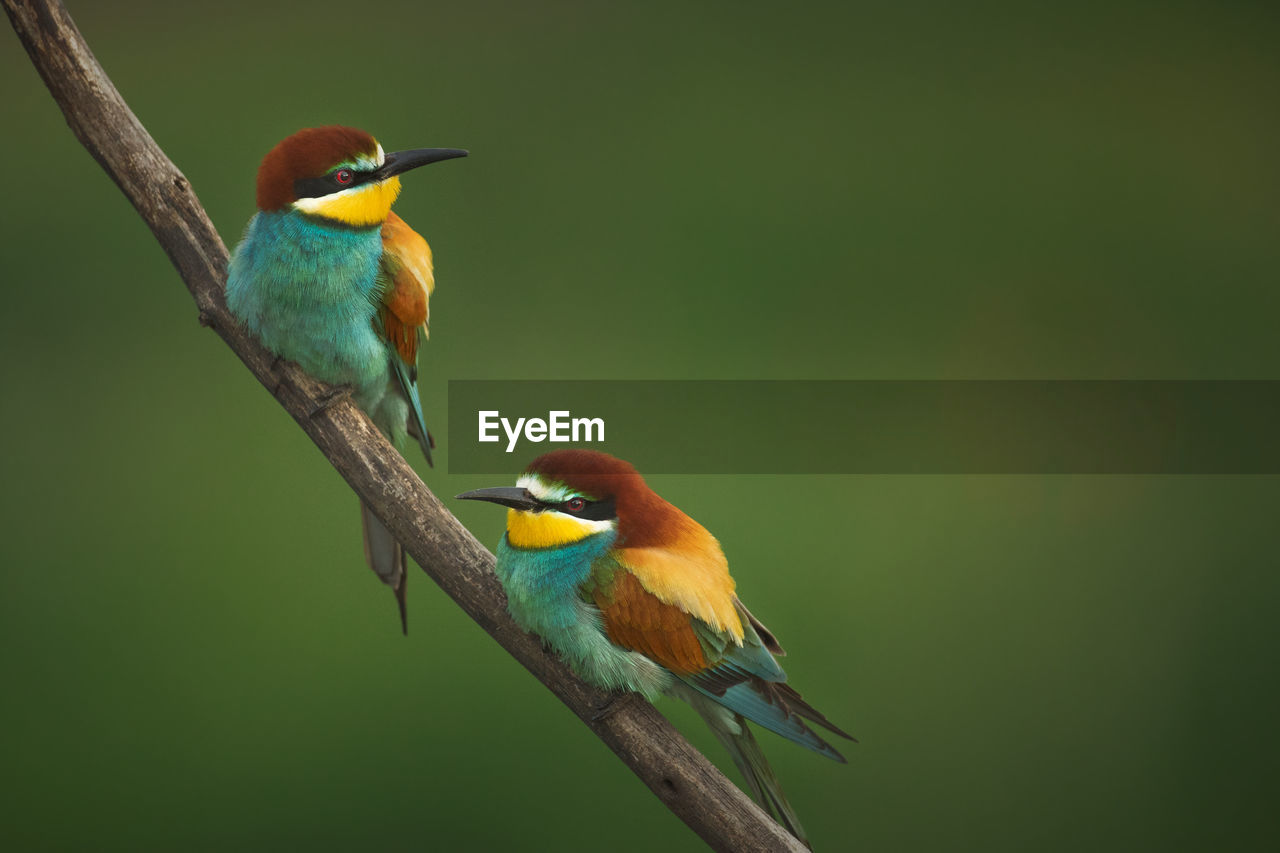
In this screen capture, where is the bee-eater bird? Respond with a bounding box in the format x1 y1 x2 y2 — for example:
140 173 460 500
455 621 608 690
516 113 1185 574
458 450 852 846
226 126 466 633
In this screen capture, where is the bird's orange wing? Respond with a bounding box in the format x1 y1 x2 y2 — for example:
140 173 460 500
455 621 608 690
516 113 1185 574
589 520 748 671
592 568 709 675
378 211 434 367
377 211 435 463
614 541 744 642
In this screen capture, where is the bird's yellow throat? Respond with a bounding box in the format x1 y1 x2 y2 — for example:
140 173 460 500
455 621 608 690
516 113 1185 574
505 509 600 549
293 176 402 227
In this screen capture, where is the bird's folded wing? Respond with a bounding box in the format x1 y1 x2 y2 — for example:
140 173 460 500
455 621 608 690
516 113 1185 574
378 211 434 461
591 559 850 760
683 673 852 761
379 210 434 360
591 567 709 674
685 599 853 760
613 542 744 641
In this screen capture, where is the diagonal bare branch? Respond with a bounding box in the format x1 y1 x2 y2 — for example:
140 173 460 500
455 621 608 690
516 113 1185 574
3 0 806 850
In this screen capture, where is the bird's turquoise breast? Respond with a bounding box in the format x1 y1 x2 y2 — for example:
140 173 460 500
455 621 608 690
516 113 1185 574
227 211 387 392
495 530 672 699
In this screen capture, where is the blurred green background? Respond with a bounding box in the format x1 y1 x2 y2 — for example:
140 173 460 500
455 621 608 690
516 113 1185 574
3 0 1278 850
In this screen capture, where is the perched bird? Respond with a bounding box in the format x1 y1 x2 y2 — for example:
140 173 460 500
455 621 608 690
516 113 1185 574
227 126 466 632
458 450 852 846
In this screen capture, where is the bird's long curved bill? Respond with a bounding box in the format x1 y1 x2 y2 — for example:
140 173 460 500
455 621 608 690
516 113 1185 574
376 147 468 180
455 487 539 511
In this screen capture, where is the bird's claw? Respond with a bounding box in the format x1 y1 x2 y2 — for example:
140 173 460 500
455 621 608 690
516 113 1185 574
268 354 287 395
591 693 640 723
308 385 353 417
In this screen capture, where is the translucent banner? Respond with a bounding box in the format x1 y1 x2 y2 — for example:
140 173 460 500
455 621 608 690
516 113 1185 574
446 380 1280 474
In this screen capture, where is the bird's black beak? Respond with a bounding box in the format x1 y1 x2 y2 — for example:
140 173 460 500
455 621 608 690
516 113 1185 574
455 487 540 512
375 147 468 181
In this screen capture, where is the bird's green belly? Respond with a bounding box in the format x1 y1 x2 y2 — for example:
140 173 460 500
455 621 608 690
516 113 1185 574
256 302 386 391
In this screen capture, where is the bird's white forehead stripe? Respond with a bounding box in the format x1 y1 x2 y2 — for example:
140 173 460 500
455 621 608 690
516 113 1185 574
517 474 605 505
517 474 576 502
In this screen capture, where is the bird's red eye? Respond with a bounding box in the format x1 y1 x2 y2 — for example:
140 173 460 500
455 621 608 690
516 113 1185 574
565 498 586 512
334 168 354 185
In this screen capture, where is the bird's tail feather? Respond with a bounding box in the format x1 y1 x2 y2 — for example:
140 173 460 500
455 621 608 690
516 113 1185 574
360 501 408 634
686 690 811 848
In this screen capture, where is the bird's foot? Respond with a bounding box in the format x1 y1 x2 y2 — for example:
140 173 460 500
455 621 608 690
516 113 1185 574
591 693 642 723
268 354 288 395
308 384 353 417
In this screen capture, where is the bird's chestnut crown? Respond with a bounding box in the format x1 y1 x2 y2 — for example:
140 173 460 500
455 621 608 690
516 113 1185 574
255 125 382 211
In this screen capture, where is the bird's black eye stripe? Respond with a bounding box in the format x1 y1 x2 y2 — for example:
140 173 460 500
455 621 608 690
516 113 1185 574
293 169 374 201
547 496 617 521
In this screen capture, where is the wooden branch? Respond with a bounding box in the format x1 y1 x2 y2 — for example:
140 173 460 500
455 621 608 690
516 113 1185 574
3 1 805 850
